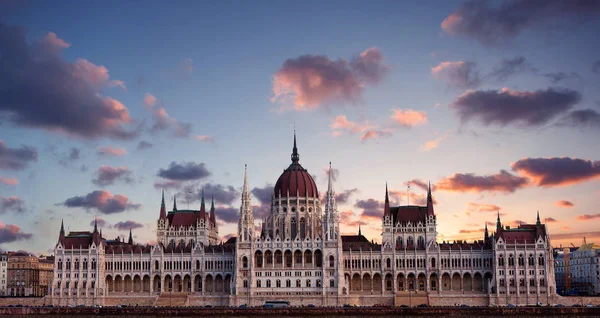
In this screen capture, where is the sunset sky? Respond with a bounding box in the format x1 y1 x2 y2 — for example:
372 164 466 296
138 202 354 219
1 0 599 255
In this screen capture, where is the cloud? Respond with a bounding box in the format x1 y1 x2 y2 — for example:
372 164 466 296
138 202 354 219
420 133 448 151
544 217 559 223
459 228 484 234
157 161 211 181
215 206 238 224
89 217 108 228
576 214 600 221
92 166 134 186
0 176 18 186
451 87 581 128
195 135 215 144
0 23 138 139
57 147 82 168
543 72 580 84
62 190 141 214
137 141 153 150
557 109 600 130
271 47 389 110
593 60 600 73
551 231 600 240
354 198 383 219
113 220 144 230
251 184 274 205
1 196 25 214
511 157 600 187
323 166 340 182
142 94 192 138
436 170 528 193
180 183 239 205
153 180 182 190
431 61 481 89
0 222 33 244
555 200 574 208
96 146 127 157
331 115 374 135
390 109 428 128
405 179 435 192
487 56 537 82
0 140 38 170
336 188 358 204
466 202 500 216
441 0 600 46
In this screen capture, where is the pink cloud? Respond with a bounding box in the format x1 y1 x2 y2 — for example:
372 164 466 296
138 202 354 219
431 61 480 89
143 93 192 138
271 47 388 110
195 135 215 143
555 200 574 208
96 146 127 157
436 170 528 193
390 109 428 128
420 133 448 151
37 32 70 54
143 93 157 108
0 176 18 186
330 115 391 142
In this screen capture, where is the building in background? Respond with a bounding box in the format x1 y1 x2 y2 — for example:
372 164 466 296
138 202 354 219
5 252 55 297
555 241 600 296
50 134 558 307
0 254 7 296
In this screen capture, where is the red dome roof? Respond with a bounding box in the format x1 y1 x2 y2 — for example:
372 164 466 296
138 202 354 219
273 133 319 198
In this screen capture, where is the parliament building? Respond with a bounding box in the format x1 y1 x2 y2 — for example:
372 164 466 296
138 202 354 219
50 134 561 307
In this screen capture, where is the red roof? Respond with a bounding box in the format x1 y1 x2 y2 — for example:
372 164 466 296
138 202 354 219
274 163 318 198
341 235 380 251
390 206 428 224
167 210 199 227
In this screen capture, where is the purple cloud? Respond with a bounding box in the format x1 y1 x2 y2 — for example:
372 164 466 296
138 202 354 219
0 140 38 171
157 161 211 181
1 196 25 214
113 220 144 230
0 222 32 244
511 157 600 187
92 166 134 187
62 190 141 214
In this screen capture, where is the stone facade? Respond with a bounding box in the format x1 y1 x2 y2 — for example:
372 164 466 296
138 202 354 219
555 242 600 295
50 135 559 307
0 254 7 296
6 252 54 297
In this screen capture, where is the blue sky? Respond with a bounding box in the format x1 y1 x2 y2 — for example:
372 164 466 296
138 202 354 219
1 0 599 254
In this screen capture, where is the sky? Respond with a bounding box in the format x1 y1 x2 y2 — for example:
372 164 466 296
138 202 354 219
1 0 599 255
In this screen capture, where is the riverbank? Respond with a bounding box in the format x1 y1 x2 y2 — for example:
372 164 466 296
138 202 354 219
0 306 599 316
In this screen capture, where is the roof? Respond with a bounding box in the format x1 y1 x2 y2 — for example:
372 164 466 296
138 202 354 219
495 222 546 244
439 240 488 251
167 210 200 227
390 205 428 224
577 243 600 251
273 134 318 198
341 235 381 251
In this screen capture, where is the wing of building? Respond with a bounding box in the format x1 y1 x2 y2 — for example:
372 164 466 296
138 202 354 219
50 133 560 307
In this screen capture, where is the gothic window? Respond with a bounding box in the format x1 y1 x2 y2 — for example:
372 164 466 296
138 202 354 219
396 237 403 248
498 255 504 266
92 259 96 270
242 256 248 268
529 279 535 287
329 255 335 268
276 280 281 288
286 279 291 288
417 236 425 248
83 259 88 270
266 280 271 288
243 280 248 288
431 258 436 268
75 259 80 270
296 279 301 288
196 260 200 270
66 259 71 270
58 260 62 270
386 258 391 268
518 254 524 266
256 280 261 288
300 218 306 239
407 236 414 247
540 279 545 287
499 279 505 287
306 279 311 287
538 254 545 266
330 279 335 287
291 218 297 239
508 254 514 266
528 254 535 266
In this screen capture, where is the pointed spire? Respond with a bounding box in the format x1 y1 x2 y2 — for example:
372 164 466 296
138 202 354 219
384 182 390 217
484 222 489 241
496 210 502 230
173 194 177 211
242 164 249 197
426 181 435 216
291 130 300 163
93 218 98 233
327 161 335 193
536 210 541 226
199 189 207 221
210 194 216 225
59 219 65 240
358 223 362 236
128 229 133 245
159 190 167 219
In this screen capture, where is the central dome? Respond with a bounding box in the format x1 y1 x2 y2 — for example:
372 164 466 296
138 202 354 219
273 133 319 198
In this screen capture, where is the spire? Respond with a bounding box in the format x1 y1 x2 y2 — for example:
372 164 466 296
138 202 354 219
128 229 133 245
291 130 300 163
536 210 541 226
496 210 502 230
59 219 65 241
173 194 177 211
159 190 167 219
210 194 216 225
199 189 207 221
242 164 249 197
358 223 362 236
384 182 390 217
327 161 335 193
484 222 489 240
426 181 434 216
93 218 98 233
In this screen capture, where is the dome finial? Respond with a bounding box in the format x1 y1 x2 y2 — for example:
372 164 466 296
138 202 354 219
291 130 300 163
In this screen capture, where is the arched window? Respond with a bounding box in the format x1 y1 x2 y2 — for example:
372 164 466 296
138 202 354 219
291 218 297 239
242 256 248 268
286 279 291 288
91 259 96 270
196 260 200 270
538 254 545 266
296 279 301 287
66 259 71 270
417 236 425 248
431 258 436 268
58 259 62 270
498 254 504 266
329 255 335 267
386 258 391 268
306 279 311 287
518 254 524 266
243 280 248 288
396 237 403 247
508 254 514 266
256 280 261 288
276 280 281 288
299 218 306 239
407 236 414 247
330 279 335 287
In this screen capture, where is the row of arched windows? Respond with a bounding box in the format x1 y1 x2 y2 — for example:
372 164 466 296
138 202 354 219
498 254 545 267
57 258 96 271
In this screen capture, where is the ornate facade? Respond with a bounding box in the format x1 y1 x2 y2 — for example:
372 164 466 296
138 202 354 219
50 134 559 307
